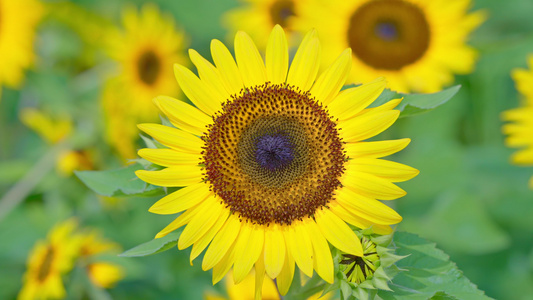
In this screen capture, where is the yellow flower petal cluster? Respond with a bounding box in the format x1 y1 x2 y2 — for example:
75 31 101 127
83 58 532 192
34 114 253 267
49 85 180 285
292 0 486 93
18 220 81 300
135 25 417 297
0 0 43 96
102 4 188 160
79 231 124 288
19 220 124 299
502 55 533 189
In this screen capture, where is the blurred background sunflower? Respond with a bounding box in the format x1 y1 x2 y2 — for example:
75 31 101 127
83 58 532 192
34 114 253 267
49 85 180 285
293 0 486 93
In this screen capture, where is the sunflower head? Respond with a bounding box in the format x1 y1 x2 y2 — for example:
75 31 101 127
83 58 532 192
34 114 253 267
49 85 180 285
502 55 533 189
136 25 417 297
18 219 82 300
293 0 486 93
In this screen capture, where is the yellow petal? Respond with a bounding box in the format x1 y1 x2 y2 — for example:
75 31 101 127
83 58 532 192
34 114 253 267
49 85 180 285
155 206 199 238
264 224 286 279
203 214 241 271
149 182 211 215
305 220 334 283
286 30 320 91
328 77 387 121
344 139 410 159
210 39 244 95
351 158 419 182
276 250 295 296
135 166 202 187
343 169 407 200
329 202 393 235
178 196 227 250
234 31 267 87
335 187 402 225
153 96 211 136
174 64 222 116
283 221 313 278
212 240 237 284
266 25 288 85
138 148 200 168
314 209 363 256
233 223 264 284
190 208 230 264
341 110 400 143
189 49 232 101
255 249 266 300
138 123 202 154
310 48 351 106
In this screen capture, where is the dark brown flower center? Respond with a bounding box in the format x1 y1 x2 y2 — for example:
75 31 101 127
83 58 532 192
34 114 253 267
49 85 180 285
202 83 345 225
137 50 161 85
347 0 430 70
37 246 55 282
270 0 295 28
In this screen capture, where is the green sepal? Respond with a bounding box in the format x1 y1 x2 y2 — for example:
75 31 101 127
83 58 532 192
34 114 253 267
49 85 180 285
75 163 167 197
119 230 182 257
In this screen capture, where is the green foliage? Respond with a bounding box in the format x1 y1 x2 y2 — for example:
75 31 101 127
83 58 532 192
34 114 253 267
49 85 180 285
378 232 491 300
119 230 182 257
370 85 461 118
75 163 165 197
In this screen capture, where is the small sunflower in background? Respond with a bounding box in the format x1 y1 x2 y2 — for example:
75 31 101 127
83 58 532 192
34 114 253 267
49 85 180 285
79 230 124 289
18 219 81 300
135 25 418 296
502 55 533 189
20 108 93 176
223 0 302 48
0 0 43 99
293 0 486 93
103 3 188 160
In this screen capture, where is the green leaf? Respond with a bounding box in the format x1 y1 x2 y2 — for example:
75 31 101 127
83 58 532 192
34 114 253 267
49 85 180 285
398 85 461 118
119 230 182 257
366 85 460 118
378 232 492 300
75 163 166 197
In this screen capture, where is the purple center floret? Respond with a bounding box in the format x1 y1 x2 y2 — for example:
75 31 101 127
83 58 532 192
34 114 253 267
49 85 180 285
255 134 294 170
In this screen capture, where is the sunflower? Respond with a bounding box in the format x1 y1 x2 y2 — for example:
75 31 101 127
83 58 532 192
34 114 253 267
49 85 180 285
20 108 93 176
136 25 418 296
79 230 124 289
292 0 485 93
103 4 187 159
223 0 302 48
0 0 43 97
18 219 81 300
502 55 533 189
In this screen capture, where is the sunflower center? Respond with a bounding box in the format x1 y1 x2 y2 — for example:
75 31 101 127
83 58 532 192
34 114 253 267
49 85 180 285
256 134 294 170
270 0 295 28
37 246 55 282
202 83 345 225
347 0 430 70
137 50 161 85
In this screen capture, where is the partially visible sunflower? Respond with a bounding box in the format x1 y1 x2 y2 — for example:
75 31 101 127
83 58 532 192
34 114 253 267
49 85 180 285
223 0 303 48
79 230 124 289
502 55 533 189
0 0 43 98
20 108 93 176
136 25 418 297
103 4 187 160
293 0 486 93
18 219 81 300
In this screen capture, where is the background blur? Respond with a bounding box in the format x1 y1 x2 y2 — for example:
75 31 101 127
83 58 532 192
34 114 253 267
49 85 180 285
1 0 533 299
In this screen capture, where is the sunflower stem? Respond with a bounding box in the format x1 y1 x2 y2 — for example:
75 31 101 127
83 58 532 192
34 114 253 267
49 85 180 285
0 141 67 221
